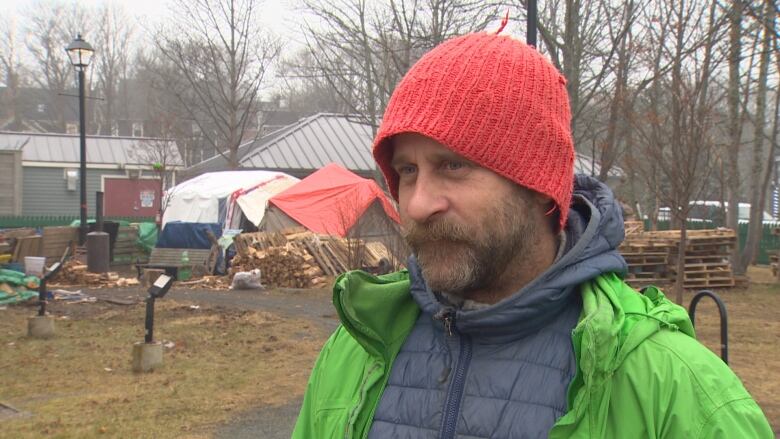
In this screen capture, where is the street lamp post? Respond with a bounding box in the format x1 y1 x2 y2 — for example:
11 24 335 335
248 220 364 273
65 35 94 246
527 0 537 47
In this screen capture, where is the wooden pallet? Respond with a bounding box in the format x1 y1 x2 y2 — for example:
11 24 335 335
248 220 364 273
11 235 43 262
624 221 645 236
41 226 77 264
622 228 738 290
681 278 735 288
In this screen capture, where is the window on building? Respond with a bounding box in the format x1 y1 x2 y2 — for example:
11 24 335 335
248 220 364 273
132 122 144 137
65 169 78 191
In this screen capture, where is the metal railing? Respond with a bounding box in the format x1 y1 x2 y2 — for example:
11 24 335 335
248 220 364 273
689 290 729 364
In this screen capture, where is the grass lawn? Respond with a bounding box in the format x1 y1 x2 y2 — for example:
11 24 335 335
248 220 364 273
0 300 326 438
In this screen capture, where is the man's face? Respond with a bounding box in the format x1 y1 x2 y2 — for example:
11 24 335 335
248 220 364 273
390 133 546 298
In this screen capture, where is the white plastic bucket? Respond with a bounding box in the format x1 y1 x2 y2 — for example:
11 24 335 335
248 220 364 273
24 256 46 277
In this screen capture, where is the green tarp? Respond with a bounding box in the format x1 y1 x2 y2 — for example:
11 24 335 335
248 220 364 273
136 223 158 254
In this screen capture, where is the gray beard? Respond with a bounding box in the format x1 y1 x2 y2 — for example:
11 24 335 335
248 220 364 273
408 201 538 298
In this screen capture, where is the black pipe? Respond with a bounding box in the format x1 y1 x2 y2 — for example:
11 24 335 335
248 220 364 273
689 290 729 364
96 191 104 232
144 296 155 343
527 0 537 47
37 277 47 317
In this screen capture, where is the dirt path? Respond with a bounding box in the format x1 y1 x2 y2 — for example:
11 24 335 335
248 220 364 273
79 285 340 331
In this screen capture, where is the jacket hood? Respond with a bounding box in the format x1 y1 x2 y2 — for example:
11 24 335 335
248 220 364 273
408 174 628 342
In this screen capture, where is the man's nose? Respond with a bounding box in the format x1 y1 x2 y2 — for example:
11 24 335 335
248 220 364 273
402 172 449 224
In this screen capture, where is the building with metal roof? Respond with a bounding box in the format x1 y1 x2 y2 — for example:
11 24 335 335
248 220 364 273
0 131 183 217
183 113 623 189
183 113 377 180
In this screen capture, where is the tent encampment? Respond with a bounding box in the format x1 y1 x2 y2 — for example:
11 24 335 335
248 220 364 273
261 164 405 255
162 170 299 229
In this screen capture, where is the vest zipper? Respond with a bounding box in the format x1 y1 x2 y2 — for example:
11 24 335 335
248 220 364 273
437 311 472 439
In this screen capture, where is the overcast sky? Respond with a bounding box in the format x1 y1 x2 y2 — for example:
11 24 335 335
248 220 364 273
0 0 514 94
0 0 304 93
0 0 299 42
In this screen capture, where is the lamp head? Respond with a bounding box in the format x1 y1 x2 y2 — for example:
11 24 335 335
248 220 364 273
65 34 94 70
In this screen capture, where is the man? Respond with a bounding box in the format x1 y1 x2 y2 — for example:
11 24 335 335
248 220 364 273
293 32 773 438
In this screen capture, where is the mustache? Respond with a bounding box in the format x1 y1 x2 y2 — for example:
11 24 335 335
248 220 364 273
402 220 472 246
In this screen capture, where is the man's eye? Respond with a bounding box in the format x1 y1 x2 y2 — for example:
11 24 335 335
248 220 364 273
398 165 416 175
443 161 465 171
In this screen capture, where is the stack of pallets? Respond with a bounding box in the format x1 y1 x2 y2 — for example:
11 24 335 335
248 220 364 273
619 238 676 289
621 227 737 290
665 229 736 289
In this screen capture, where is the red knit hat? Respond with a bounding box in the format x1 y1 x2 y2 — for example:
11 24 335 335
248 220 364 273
373 32 575 230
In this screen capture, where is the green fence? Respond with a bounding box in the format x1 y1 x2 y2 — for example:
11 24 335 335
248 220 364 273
645 220 780 265
0 215 155 228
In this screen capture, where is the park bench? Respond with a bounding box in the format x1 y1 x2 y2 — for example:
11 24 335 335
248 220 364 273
135 228 221 283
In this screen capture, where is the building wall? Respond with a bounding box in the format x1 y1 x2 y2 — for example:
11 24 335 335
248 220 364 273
0 150 22 215
22 166 125 216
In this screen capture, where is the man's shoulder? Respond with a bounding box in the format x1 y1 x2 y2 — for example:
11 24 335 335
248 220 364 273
613 327 765 435
319 325 371 364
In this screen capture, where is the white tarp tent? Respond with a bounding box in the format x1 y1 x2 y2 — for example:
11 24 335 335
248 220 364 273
162 170 299 228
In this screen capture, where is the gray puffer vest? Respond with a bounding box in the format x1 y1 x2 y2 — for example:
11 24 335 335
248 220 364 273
368 175 628 438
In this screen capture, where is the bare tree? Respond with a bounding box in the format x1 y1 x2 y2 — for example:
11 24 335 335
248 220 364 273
128 111 184 225
741 0 777 270
297 0 498 131
155 0 280 169
725 0 746 270
94 3 134 135
0 17 26 131
24 2 93 132
534 0 639 158
276 50 353 114
627 0 725 303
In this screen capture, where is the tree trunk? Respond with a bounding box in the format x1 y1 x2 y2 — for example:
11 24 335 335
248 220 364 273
741 0 774 270
562 0 581 129
675 221 687 305
726 0 742 267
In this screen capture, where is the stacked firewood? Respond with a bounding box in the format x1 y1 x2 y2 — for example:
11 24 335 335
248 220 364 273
230 243 326 288
49 260 140 287
231 228 394 288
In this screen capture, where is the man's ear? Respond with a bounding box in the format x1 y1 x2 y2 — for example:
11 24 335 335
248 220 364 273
532 192 553 207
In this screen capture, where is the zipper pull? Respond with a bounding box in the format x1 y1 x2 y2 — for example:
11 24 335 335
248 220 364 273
433 308 455 337
444 314 454 337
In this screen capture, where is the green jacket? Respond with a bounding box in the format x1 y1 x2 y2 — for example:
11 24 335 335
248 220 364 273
293 270 773 438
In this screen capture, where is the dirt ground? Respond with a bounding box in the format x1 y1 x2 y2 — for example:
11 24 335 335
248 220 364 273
0 268 778 437
0 293 330 438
